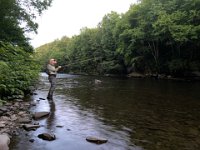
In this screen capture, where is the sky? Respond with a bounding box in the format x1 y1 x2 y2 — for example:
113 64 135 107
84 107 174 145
30 0 137 48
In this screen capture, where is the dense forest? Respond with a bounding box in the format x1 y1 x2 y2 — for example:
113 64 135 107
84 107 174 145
0 0 52 101
35 0 200 78
0 0 200 101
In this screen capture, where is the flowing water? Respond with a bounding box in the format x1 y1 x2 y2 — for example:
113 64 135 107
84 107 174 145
10 73 200 150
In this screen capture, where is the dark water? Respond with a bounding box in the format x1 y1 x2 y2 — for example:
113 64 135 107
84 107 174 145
10 73 200 150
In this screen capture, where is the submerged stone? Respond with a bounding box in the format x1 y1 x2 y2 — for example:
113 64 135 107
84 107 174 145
56 125 63 128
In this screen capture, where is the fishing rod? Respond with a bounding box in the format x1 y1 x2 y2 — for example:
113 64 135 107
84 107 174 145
61 56 103 68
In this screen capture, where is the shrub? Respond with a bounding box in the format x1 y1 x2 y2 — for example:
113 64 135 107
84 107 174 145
0 42 40 99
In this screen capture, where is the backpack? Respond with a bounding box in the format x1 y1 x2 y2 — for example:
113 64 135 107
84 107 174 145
44 66 50 75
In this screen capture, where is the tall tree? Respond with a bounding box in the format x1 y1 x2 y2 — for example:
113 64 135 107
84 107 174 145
0 0 52 51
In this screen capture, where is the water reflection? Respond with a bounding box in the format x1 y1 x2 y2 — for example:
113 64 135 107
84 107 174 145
46 100 56 129
61 76 200 150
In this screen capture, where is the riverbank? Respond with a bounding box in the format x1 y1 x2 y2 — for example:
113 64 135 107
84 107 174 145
127 71 200 81
0 98 35 149
67 71 200 82
0 99 35 135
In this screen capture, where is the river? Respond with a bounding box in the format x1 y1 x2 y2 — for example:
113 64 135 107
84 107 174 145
10 73 200 150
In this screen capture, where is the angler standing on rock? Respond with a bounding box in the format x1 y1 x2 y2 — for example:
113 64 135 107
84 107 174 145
46 58 62 100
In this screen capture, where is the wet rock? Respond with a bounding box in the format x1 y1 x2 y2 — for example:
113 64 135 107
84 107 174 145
0 133 10 150
18 111 27 116
39 98 46 100
13 102 20 108
95 79 102 84
10 115 18 121
0 107 8 113
4 112 12 117
30 102 37 106
32 112 50 120
23 124 40 131
1 116 10 122
0 122 6 128
33 122 39 125
0 129 10 134
29 139 35 143
38 133 56 141
10 106 17 111
24 102 31 107
56 125 63 128
18 118 32 124
86 136 108 144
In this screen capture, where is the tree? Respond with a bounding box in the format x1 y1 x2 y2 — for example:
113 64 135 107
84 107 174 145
0 0 52 51
0 0 53 99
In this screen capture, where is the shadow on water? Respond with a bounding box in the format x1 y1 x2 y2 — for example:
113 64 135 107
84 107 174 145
10 73 200 150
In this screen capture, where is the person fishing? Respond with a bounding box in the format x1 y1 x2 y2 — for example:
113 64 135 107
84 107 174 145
46 58 62 100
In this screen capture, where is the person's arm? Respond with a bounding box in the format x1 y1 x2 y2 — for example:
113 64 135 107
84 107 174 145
55 66 62 71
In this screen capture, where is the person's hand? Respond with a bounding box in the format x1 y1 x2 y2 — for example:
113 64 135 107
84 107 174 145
58 66 62 69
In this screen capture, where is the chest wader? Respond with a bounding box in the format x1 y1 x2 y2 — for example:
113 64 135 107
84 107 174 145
47 74 56 99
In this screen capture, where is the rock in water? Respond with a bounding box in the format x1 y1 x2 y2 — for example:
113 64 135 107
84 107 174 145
32 112 50 120
94 79 102 84
29 139 35 143
86 136 108 144
38 133 56 141
22 124 40 131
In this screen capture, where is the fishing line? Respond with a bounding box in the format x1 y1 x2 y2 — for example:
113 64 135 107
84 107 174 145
62 56 102 67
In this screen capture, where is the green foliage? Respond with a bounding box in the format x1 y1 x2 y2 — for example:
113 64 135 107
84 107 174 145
0 42 40 99
34 36 71 71
168 59 187 75
0 0 52 51
0 99 6 106
0 0 52 100
35 0 200 77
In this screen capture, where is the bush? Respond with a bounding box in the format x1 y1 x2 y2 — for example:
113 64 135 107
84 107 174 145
0 42 40 99
168 59 187 76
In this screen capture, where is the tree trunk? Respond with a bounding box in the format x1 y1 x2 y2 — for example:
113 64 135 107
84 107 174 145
148 41 159 75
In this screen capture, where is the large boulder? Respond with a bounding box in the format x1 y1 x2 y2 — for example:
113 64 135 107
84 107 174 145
0 133 10 150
